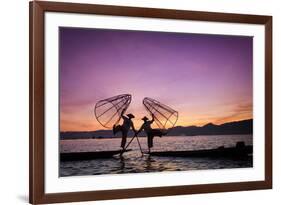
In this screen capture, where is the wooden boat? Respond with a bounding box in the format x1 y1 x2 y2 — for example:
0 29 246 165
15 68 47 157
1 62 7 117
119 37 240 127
149 142 252 158
60 149 132 161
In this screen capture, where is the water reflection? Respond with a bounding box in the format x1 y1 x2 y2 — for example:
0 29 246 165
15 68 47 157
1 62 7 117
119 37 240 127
60 135 253 177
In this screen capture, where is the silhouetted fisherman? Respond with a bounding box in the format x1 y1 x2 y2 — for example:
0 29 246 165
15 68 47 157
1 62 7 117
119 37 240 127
113 109 136 150
137 115 166 153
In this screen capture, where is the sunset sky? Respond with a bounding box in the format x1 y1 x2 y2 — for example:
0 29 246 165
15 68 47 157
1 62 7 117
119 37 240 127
59 27 253 132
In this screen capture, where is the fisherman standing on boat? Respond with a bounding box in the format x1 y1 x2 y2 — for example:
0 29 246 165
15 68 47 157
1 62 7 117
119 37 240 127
137 115 166 153
113 109 136 150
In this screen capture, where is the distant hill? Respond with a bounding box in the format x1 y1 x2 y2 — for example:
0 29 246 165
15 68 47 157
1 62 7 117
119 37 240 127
60 119 253 140
60 129 137 140
168 119 252 136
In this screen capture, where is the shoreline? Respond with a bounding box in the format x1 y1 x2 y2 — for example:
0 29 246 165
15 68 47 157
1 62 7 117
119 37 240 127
60 133 253 140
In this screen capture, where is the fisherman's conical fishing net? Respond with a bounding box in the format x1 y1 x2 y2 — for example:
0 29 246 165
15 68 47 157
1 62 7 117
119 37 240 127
94 94 132 128
143 97 178 131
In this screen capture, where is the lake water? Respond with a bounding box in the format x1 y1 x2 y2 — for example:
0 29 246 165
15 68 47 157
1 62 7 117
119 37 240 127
60 135 253 177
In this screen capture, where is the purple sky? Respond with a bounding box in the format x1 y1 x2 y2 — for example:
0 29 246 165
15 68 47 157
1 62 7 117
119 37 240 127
59 27 253 131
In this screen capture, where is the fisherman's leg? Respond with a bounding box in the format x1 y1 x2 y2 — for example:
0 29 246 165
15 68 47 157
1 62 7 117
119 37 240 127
161 129 168 136
147 134 153 153
121 130 127 149
121 135 126 148
152 129 165 137
113 125 122 135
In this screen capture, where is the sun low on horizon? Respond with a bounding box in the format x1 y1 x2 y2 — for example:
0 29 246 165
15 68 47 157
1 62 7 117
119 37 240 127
59 27 253 132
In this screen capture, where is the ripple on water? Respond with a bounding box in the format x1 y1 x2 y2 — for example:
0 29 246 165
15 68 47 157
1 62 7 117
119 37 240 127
60 135 253 177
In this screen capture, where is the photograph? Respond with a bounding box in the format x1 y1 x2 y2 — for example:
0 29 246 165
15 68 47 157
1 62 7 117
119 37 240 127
59 27 253 177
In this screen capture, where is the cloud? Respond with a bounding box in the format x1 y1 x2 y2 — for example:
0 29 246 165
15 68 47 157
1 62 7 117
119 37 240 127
213 102 252 125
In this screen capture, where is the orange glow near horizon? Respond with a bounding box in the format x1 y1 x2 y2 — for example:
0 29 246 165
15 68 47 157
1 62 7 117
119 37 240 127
60 101 253 132
60 116 253 132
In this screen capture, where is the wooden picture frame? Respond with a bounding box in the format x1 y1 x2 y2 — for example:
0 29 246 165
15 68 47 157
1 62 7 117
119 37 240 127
29 1 272 204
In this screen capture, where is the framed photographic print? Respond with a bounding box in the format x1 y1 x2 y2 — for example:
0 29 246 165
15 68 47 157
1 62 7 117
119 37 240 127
29 1 272 204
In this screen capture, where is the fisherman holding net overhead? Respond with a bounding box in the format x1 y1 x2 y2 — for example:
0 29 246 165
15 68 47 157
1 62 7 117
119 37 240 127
136 114 167 153
95 95 177 155
113 108 136 150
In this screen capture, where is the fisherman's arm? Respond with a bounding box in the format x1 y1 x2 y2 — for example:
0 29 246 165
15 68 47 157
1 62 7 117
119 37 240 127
121 108 126 117
121 109 127 120
151 114 155 123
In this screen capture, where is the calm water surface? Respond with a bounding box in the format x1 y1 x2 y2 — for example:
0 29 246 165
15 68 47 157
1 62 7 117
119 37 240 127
60 135 253 177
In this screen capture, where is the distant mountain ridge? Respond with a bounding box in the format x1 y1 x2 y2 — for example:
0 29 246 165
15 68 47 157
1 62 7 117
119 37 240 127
168 119 252 136
60 119 253 140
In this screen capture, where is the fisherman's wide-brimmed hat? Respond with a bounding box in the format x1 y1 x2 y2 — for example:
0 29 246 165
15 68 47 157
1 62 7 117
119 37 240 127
127 113 135 118
142 116 149 121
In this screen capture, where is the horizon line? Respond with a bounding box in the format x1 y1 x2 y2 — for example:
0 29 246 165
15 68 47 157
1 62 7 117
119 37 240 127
60 118 253 133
